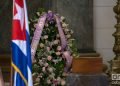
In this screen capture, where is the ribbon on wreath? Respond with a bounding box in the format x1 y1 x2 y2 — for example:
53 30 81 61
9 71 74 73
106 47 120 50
55 15 73 72
31 14 47 61
31 12 72 72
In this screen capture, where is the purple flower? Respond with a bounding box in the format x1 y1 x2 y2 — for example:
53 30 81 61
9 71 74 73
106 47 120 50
47 11 55 24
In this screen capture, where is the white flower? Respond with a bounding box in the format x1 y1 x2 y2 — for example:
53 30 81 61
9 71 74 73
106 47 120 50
56 52 61 56
47 56 52 61
38 62 43 66
53 40 59 45
34 83 40 86
57 46 62 51
57 77 61 82
45 23 49 27
53 59 58 64
48 67 53 72
62 72 68 77
61 79 66 86
35 77 40 82
32 73 37 77
44 63 49 67
44 35 48 39
62 23 68 28
39 60 43 66
47 79 51 84
70 30 74 34
38 73 43 78
66 34 71 39
32 73 37 80
51 73 55 76
34 24 37 28
49 74 55 79
56 34 60 38
39 43 44 48
36 12 40 16
64 28 69 32
48 10 52 13
72 54 76 57
60 16 65 21
46 47 50 51
42 67 46 72
32 59 36 63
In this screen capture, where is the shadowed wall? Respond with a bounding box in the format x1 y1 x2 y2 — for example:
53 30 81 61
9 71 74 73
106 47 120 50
0 0 93 54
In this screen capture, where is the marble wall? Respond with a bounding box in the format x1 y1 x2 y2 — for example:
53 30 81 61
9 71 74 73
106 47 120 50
52 0 94 53
93 0 115 63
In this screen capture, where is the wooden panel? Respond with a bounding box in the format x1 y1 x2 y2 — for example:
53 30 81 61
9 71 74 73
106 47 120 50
72 57 103 74
0 54 11 82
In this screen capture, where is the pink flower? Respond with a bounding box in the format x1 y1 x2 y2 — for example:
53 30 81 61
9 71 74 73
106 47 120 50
47 56 52 61
61 79 66 85
57 46 62 51
53 79 58 85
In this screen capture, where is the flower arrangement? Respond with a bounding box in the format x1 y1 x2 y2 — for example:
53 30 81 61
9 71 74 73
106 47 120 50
29 8 79 86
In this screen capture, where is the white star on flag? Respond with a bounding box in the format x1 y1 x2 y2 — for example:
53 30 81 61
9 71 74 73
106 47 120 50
14 3 24 30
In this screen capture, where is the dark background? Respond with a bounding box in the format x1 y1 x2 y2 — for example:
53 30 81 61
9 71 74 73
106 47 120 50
0 0 93 54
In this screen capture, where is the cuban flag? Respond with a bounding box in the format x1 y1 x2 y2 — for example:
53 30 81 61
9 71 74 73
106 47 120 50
11 0 33 86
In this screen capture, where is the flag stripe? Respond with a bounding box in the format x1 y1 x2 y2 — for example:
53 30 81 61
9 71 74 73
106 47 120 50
23 0 29 34
12 63 28 86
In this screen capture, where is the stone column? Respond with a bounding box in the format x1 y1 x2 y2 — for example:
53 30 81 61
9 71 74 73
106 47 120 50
51 0 94 54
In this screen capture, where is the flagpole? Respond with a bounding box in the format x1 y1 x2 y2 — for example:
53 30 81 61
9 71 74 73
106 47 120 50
11 0 14 85
10 55 13 86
